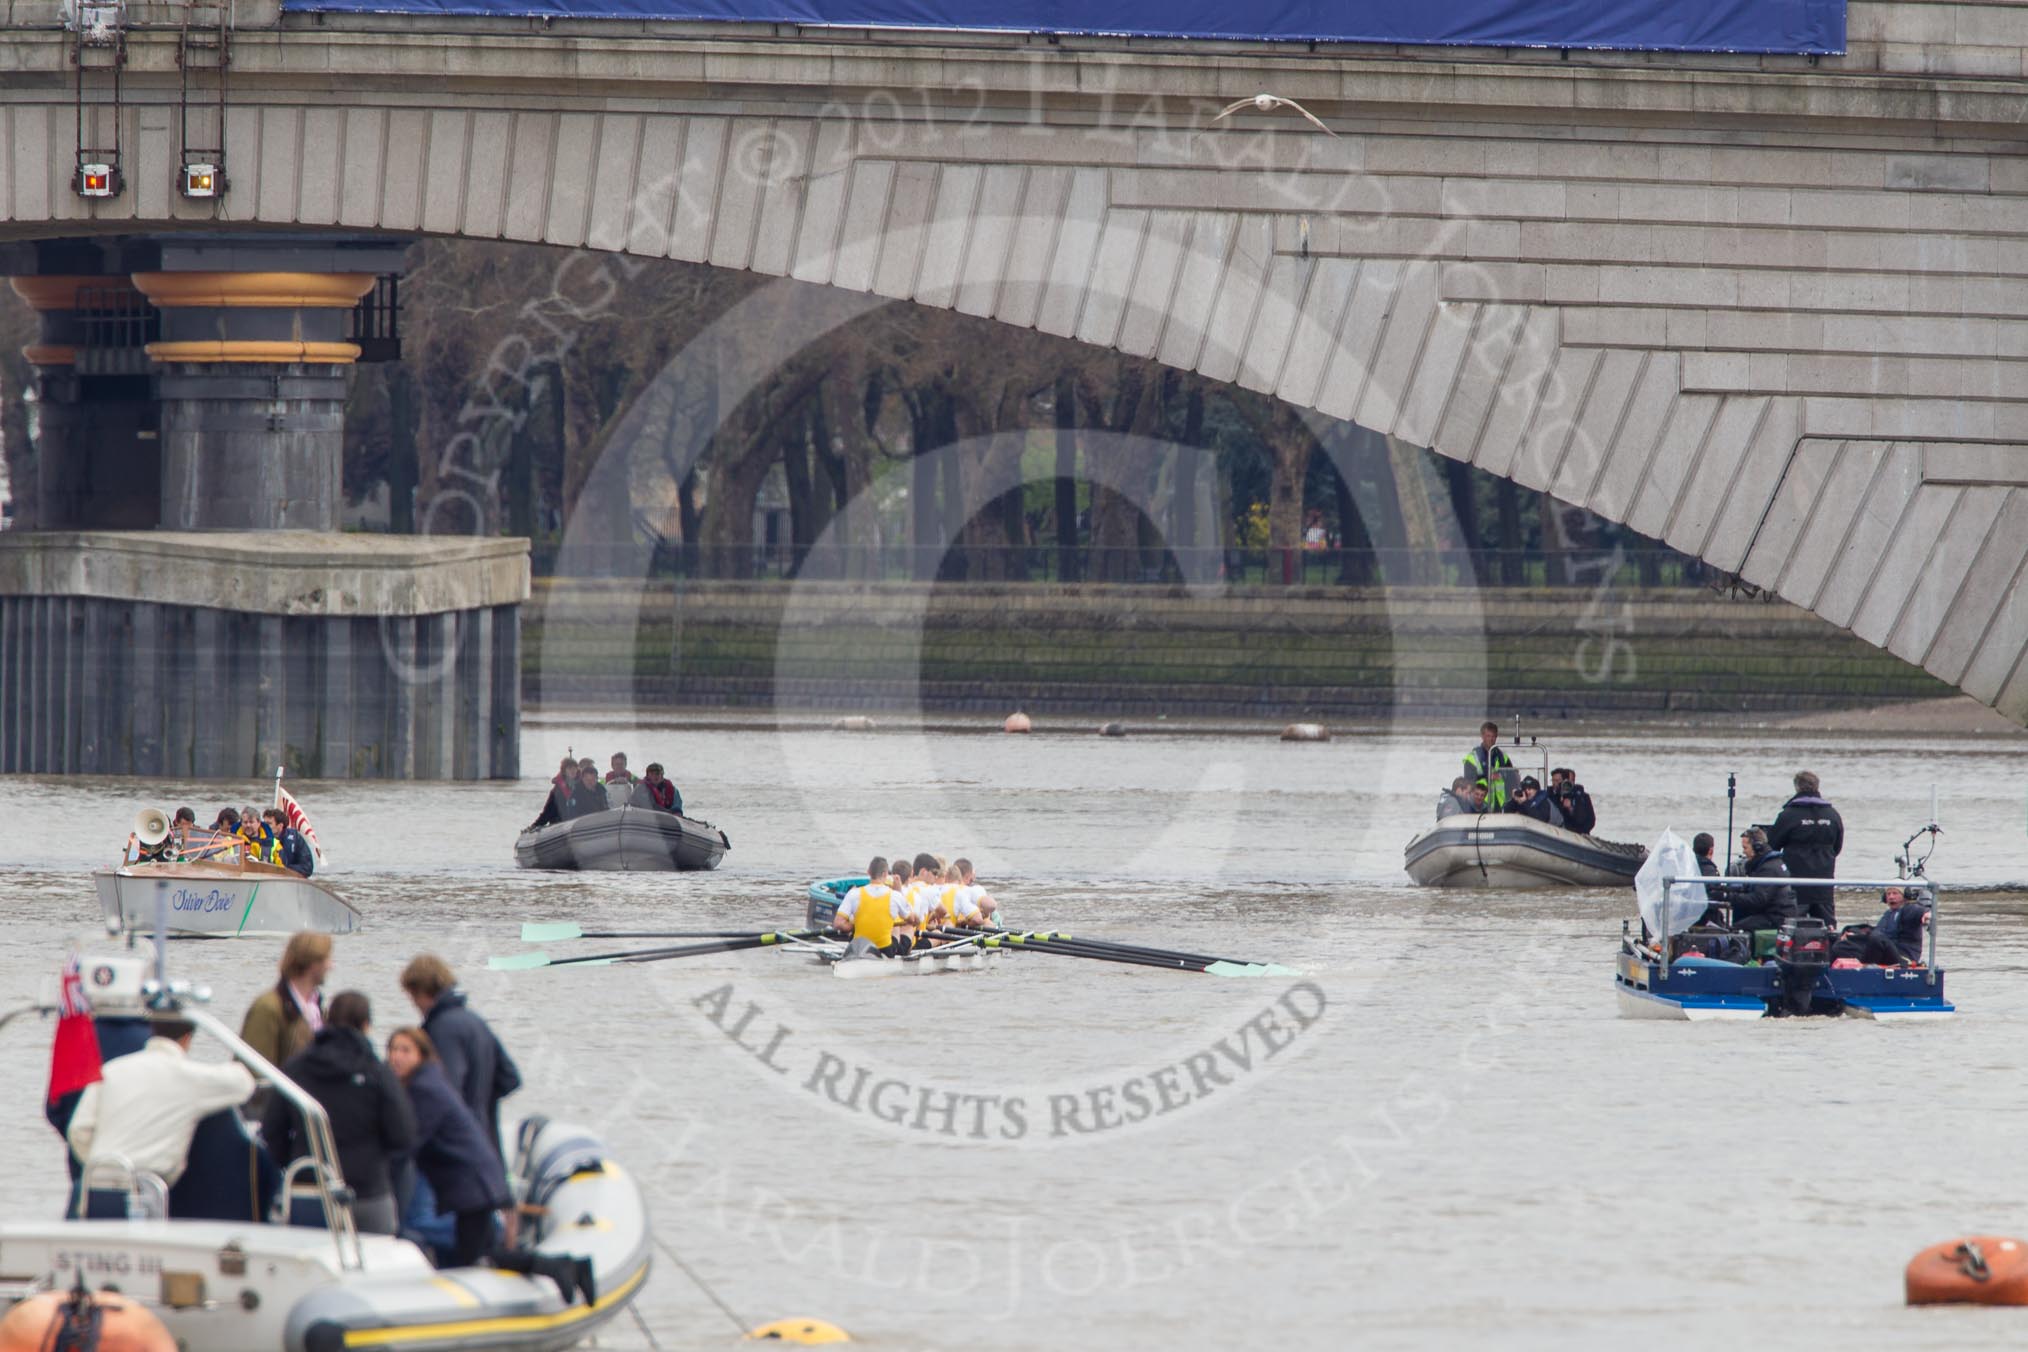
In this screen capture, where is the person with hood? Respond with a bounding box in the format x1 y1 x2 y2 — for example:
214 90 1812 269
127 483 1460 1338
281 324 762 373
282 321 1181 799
1767 771 1845 925
262 990 415 1235
400 955 522 1159
1722 827 1796 933
386 1027 514 1267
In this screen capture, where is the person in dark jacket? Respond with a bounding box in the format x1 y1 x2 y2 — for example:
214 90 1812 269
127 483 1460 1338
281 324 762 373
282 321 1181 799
1722 828 1796 932
400 955 522 1159
562 765 610 821
263 990 415 1236
1766 770 1844 925
1435 776 1475 820
264 809 316 877
1547 768 1597 835
1873 885 1932 963
387 1027 513 1268
1512 777 1566 827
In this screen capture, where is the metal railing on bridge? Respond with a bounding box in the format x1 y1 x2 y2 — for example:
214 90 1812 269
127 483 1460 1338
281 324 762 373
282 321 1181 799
530 542 1715 589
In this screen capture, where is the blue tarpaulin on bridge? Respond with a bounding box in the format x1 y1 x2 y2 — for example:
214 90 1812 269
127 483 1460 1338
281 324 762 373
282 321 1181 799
283 0 1846 57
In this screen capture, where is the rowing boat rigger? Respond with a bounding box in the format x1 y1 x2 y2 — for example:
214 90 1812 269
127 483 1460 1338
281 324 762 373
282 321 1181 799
498 883 1297 981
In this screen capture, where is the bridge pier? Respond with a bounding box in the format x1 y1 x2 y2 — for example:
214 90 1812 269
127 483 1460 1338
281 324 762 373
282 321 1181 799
0 235 528 780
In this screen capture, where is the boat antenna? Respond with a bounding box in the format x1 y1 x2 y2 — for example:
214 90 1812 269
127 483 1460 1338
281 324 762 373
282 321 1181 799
273 764 285 810
1724 771 1737 872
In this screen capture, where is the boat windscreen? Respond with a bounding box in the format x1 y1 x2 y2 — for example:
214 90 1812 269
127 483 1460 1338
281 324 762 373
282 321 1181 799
1635 829 1709 938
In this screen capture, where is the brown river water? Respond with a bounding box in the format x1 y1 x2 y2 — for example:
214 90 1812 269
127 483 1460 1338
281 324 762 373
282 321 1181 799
3 722 2028 1350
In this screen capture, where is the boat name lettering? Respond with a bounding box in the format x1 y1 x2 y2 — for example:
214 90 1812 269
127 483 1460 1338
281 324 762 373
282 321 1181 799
170 888 236 914
53 1250 160 1275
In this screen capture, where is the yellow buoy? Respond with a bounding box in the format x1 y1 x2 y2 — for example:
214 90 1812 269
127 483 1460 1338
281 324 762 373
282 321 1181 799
747 1317 851 1343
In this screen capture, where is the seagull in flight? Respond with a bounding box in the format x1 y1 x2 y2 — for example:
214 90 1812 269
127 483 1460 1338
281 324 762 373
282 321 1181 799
1212 93 1338 137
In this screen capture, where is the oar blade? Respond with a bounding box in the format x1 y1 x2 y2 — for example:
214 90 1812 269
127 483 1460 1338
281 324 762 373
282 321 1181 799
520 921 584 944
1203 960 1268 978
489 950 554 972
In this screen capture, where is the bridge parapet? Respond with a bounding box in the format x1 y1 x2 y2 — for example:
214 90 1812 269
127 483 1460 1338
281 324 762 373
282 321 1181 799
0 1 2021 81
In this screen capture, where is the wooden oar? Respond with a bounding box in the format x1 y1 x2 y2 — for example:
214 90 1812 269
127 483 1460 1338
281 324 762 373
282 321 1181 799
490 930 819 971
522 922 780 944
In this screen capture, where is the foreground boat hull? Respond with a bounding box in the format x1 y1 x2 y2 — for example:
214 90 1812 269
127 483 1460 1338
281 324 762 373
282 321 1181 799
0 1119 647 1352
514 807 729 872
1405 814 1647 889
1614 947 1953 1020
92 862 360 936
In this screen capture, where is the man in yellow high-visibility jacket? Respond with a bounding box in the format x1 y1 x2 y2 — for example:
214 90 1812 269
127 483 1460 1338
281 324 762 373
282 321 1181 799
1464 721 1516 811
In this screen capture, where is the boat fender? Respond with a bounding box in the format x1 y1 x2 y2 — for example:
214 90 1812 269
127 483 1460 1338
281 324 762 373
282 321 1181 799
1907 1236 2028 1304
0 1287 175 1352
1280 723 1329 742
1097 722 1126 737
747 1317 852 1343
1003 712 1032 733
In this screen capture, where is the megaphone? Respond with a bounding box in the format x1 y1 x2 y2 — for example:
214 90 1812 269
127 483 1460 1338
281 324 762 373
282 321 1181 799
134 807 171 847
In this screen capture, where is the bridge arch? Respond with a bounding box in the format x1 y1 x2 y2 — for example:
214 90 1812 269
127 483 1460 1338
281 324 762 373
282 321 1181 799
4 19 2027 720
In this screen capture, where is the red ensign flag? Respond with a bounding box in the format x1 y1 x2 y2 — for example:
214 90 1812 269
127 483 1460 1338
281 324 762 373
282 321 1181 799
47 953 102 1105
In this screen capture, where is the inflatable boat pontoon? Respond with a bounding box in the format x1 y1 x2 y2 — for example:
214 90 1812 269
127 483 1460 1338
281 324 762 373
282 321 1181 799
1404 813 1647 889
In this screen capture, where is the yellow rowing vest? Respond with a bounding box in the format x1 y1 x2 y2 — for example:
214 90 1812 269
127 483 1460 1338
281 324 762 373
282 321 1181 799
850 884 896 947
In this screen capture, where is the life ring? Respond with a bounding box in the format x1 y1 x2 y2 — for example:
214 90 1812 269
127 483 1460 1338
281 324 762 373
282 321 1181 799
1906 1236 2028 1304
0 1288 176 1352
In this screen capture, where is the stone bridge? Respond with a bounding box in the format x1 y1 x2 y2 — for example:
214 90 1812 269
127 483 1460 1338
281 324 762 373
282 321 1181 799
2 0 2027 752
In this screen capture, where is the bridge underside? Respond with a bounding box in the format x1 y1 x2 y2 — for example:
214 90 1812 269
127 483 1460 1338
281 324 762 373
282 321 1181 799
3 11 2027 725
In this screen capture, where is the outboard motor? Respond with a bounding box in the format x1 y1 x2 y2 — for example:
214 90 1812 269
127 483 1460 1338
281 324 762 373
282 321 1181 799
1774 919 1835 1015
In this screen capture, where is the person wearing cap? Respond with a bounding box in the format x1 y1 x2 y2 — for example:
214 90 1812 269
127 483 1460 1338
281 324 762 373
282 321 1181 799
1721 827 1795 932
1767 770 1844 925
1511 776 1566 827
636 762 681 814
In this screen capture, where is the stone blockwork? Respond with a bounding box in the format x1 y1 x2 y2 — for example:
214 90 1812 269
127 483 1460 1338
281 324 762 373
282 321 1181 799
0 533 527 778
3 6 2026 718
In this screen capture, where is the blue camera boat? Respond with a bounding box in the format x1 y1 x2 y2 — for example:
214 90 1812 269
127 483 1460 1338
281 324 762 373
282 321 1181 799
1615 840 1953 1022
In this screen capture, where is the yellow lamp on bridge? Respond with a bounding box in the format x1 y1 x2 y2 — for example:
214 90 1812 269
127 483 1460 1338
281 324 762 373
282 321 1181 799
180 163 221 199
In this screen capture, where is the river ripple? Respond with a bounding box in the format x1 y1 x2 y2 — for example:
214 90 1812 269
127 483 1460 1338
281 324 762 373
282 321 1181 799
2 724 2025 1350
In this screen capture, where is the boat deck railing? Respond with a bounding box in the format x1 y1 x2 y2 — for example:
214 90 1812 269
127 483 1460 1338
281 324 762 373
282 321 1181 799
1656 874 1940 975
183 1007 367 1271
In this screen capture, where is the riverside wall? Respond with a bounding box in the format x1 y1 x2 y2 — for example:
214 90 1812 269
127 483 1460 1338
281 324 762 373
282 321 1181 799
523 580 1955 723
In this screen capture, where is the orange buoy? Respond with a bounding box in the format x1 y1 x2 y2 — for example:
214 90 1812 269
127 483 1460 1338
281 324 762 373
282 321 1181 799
0 1288 177 1352
1003 712 1032 734
1906 1236 2028 1305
